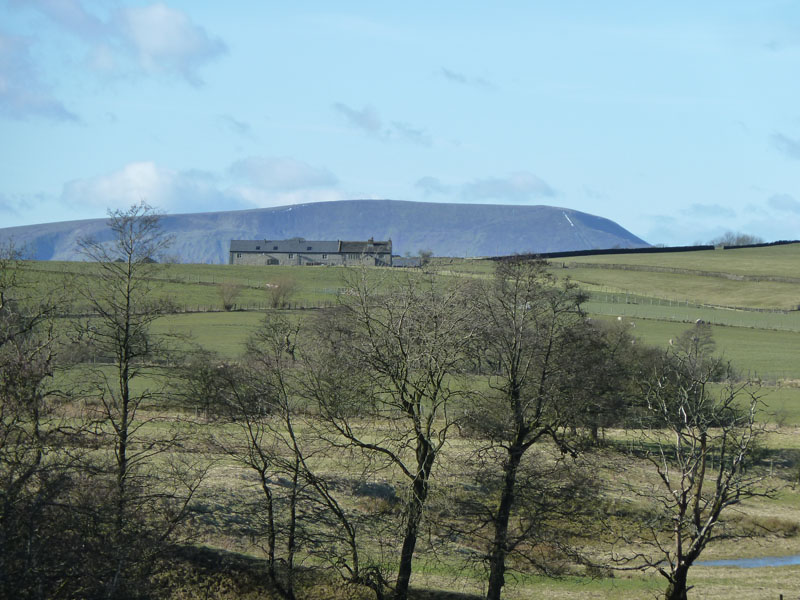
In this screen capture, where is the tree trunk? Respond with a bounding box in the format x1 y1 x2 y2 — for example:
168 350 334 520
664 565 689 600
284 458 299 600
394 437 434 600
258 474 277 584
486 445 523 600
394 494 423 600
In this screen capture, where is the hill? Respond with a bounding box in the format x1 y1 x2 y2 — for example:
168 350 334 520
0 199 648 263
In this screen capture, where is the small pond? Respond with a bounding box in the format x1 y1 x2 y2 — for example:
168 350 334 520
698 554 800 568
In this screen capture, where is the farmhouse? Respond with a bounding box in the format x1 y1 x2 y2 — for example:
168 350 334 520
229 238 392 266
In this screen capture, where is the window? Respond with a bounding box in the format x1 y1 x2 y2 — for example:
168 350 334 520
288 253 294 258
273 246 278 250
322 254 327 259
307 246 312 251
236 253 242 258
255 245 261 250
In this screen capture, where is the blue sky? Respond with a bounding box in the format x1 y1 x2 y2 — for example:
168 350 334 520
2 1 800 245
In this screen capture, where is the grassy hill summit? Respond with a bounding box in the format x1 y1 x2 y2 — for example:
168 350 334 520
0 199 648 263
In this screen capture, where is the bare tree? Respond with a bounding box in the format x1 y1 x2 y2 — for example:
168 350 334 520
616 329 773 600
219 281 244 311
0 244 72 598
266 276 297 309
464 258 600 600
76 202 206 598
205 313 368 599
309 269 476 600
708 231 764 247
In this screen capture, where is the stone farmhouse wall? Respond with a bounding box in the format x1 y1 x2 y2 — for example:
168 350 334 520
229 238 392 267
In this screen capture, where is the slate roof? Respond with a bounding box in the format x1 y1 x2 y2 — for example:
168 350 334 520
392 256 422 267
230 239 340 253
339 240 392 254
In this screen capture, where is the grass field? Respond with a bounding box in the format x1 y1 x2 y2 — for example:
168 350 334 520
559 266 800 310
557 243 800 279
22 246 800 419
588 316 800 382
9 244 800 599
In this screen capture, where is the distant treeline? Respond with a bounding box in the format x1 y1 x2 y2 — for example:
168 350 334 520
492 239 800 261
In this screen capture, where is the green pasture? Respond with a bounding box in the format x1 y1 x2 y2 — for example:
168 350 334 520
557 242 800 279
758 386 800 425
153 310 290 358
428 257 495 277
583 294 800 331
592 316 800 381
558 266 800 310
22 260 442 312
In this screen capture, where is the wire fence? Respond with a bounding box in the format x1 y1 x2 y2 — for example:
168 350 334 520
585 291 800 332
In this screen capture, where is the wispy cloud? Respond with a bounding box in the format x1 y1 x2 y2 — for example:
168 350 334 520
462 172 555 202
0 193 21 217
770 132 800 160
768 193 800 213
415 176 451 196
583 186 609 200
333 102 382 135
414 172 556 202
391 121 431 146
229 157 338 191
439 67 494 90
218 114 254 138
333 102 432 146
682 203 736 219
10 0 106 39
0 31 79 121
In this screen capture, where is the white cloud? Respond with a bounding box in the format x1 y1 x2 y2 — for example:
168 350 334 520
117 3 227 85
10 1 226 87
229 157 338 191
60 161 246 214
462 172 555 202
0 31 79 121
58 157 341 216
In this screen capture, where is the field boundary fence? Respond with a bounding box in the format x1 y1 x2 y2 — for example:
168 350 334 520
586 290 800 332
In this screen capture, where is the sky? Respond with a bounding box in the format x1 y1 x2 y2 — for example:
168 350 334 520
1 1 800 246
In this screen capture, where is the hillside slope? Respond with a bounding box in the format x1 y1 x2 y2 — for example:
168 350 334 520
0 199 648 263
